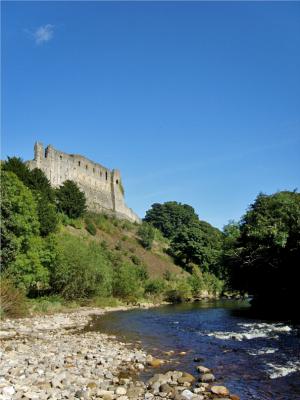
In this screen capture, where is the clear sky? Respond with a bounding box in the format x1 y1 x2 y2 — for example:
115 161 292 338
2 1 300 229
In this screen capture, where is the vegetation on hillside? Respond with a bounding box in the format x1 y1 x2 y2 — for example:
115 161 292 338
1 157 299 320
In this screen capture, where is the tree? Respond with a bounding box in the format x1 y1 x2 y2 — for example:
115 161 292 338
170 221 223 274
56 180 86 218
229 191 300 316
144 201 199 239
3 158 58 235
0 171 50 292
2 157 32 186
137 222 155 250
28 168 55 203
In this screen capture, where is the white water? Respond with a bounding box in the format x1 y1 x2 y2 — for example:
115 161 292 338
266 360 300 379
206 322 292 341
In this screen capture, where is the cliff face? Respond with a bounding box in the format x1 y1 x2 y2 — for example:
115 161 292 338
27 142 140 223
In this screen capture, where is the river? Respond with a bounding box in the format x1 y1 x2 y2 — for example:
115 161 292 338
86 300 300 400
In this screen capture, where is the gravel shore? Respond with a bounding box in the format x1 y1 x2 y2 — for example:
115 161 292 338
0 306 239 400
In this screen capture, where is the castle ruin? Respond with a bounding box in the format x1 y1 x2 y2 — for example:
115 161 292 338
27 142 140 223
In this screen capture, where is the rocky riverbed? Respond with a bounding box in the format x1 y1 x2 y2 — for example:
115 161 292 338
0 306 239 400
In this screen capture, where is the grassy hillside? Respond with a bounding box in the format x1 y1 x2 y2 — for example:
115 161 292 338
66 212 186 280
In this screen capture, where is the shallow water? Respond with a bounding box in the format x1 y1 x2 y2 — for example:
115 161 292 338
86 300 300 400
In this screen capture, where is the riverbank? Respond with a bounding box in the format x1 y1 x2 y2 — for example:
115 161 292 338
0 305 239 400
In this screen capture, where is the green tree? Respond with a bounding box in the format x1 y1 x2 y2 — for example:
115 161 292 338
56 180 86 218
28 168 55 203
144 201 199 239
137 222 155 249
170 221 223 274
230 191 300 316
0 171 50 292
3 158 58 235
2 157 32 186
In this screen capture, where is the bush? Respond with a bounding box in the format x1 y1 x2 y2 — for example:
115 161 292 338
86 222 97 236
113 262 144 300
164 279 193 303
51 234 113 300
144 279 166 295
0 279 28 318
138 222 155 250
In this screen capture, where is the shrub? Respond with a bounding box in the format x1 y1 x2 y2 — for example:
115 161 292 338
86 222 97 236
113 262 144 300
51 234 113 299
164 279 193 303
0 279 28 318
138 222 155 250
144 279 166 295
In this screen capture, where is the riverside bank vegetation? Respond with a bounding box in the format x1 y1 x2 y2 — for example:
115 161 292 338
1 157 299 320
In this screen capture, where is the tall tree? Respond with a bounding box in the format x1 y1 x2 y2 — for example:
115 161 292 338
56 180 86 218
229 191 300 316
144 201 199 238
0 171 49 292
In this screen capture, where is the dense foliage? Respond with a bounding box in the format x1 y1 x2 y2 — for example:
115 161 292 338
144 201 224 277
2 157 58 235
226 191 300 315
56 180 86 218
170 221 223 275
0 171 50 292
144 201 199 239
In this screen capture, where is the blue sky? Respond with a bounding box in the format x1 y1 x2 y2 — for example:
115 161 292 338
2 1 300 229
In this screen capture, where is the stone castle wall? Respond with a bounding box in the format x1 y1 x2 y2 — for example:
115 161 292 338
27 142 140 223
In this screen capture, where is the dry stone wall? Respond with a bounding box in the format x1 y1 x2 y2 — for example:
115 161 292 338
27 142 140 223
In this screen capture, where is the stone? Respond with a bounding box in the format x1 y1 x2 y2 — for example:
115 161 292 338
200 373 215 383
181 389 194 400
230 395 240 400
196 366 210 373
211 386 230 396
159 383 172 393
3 386 15 396
177 373 196 385
147 357 164 368
116 387 127 395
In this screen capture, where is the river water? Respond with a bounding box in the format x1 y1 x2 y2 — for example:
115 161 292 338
86 300 300 400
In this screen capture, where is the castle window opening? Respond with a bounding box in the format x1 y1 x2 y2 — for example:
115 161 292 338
60 155 62 160
86 165 88 170
116 179 119 184
105 171 108 181
78 161 81 166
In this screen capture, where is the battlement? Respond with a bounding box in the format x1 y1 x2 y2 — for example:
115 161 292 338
27 142 140 223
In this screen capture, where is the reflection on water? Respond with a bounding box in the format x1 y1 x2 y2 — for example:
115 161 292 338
86 300 300 400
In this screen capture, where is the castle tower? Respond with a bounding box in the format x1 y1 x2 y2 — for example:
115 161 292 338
34 142 44 167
